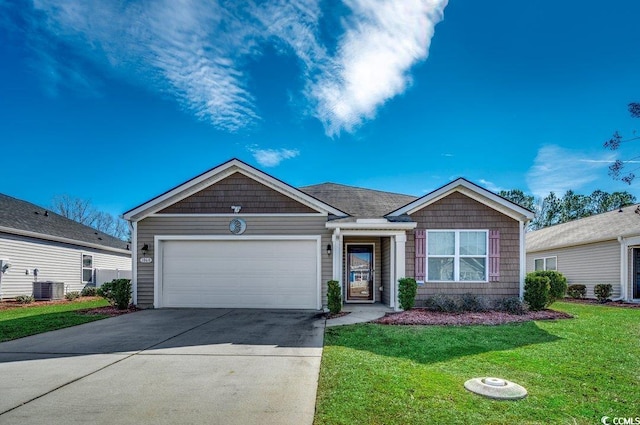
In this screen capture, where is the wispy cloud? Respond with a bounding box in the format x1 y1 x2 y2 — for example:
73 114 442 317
478 179 503 193
308 0 448 136
526 145 616 198
9 0 447 135
247 146 300 167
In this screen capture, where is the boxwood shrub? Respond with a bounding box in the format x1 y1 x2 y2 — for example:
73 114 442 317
398 277 418 310
594 283 612 303
524 274 550 311
327 280 342 314
567 284 587 299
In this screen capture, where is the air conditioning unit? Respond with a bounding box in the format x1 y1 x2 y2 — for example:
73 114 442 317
33 281 65 300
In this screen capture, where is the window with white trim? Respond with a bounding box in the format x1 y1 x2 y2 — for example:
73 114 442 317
534 256 557 271
427 230 488 282
82 254 93 283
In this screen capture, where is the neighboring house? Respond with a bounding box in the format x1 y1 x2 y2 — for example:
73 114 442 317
123 159 534 310
526 205 640 302
0 193 132 299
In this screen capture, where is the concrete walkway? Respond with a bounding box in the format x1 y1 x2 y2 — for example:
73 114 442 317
0 309 324 425
325 304 393 327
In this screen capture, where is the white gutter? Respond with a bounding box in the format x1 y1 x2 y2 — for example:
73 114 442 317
326 221 417 230
0 225 131 255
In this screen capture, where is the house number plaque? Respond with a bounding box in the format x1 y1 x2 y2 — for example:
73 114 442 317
229 218 247 235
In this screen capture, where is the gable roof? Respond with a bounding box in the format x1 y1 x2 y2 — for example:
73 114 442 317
0 193 130 254
123 158 347 221
526 204 640 252
300 183 417 218
388 178 535 222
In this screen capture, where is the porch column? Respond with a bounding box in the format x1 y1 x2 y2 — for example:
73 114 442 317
332 228 341 282
394 233 406 311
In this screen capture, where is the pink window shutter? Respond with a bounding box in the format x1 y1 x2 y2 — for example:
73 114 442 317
489 230 500 282
415 229 426 281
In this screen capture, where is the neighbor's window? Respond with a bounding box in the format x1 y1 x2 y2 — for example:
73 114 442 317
534 256 557 271
427 230 488 282
82 254 93 283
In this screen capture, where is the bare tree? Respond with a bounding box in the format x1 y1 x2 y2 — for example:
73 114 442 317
51 195 130 241
605 102 640 184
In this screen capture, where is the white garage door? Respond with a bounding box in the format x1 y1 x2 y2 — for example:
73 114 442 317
160 239 319 309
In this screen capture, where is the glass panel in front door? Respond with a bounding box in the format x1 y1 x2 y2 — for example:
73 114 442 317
347 245 374 301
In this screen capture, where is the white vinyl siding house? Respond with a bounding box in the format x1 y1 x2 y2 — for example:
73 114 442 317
526 205 640 302
0 232 131 299
0 193 132 300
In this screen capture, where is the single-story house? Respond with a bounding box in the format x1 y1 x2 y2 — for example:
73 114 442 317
0 193 132 299
526 205 640 302
123 158 534 310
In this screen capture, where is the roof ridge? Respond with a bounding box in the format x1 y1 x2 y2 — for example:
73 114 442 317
299 182 417 198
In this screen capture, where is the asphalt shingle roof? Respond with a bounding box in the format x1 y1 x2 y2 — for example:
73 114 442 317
300 183 417 218
0 193 130 251
526 204 640 252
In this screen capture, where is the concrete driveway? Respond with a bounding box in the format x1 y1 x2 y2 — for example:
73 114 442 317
0 309 325 425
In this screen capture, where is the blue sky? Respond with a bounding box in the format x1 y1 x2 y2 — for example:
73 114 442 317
1 0 639 218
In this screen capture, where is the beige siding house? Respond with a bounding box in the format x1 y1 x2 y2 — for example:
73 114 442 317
0 194 131 299
526 205 640 302
124 159 534 310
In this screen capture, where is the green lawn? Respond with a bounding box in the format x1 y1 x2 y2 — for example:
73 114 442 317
315 302 640 425
0 298 110 342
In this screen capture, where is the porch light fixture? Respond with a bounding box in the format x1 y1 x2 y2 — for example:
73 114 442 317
141 244 149 256
326 244 332 256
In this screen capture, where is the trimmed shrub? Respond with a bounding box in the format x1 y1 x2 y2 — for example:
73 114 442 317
424 294 460 313
15 295 34 304
494 297 527 315
327 280 342 314
524 274 550 311
459 293 491 312
81 286 97 297
398 277 418 310
567 284 587 299
594 284 612 303
98 279 132 310
65 291 80 301
528 270 567 305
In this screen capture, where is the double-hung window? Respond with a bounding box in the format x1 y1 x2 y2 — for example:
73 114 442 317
427 230 488 282
82 254 94 283
534 256 557 271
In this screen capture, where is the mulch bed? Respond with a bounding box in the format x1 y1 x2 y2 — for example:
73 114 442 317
326 311 351 320
78 306 139 317
374 309 573 326
561 299 640 309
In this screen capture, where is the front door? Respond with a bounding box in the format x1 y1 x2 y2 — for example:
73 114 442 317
346 245 374 302
634 249 640 299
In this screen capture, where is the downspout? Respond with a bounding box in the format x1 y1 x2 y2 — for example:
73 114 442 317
618 236 627 301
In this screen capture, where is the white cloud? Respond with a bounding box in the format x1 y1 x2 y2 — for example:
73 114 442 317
308 0 448 136
16 0 447 135
478 179 503 193
248 147 300 167
526 145 616 198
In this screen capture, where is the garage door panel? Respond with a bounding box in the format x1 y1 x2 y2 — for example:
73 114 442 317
160 239 318 309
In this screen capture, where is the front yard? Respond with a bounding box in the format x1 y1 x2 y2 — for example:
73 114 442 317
0 298 110 342
315 302 640 425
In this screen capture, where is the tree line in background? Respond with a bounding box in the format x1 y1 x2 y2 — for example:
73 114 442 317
498 189 636 231
51 195 130 241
